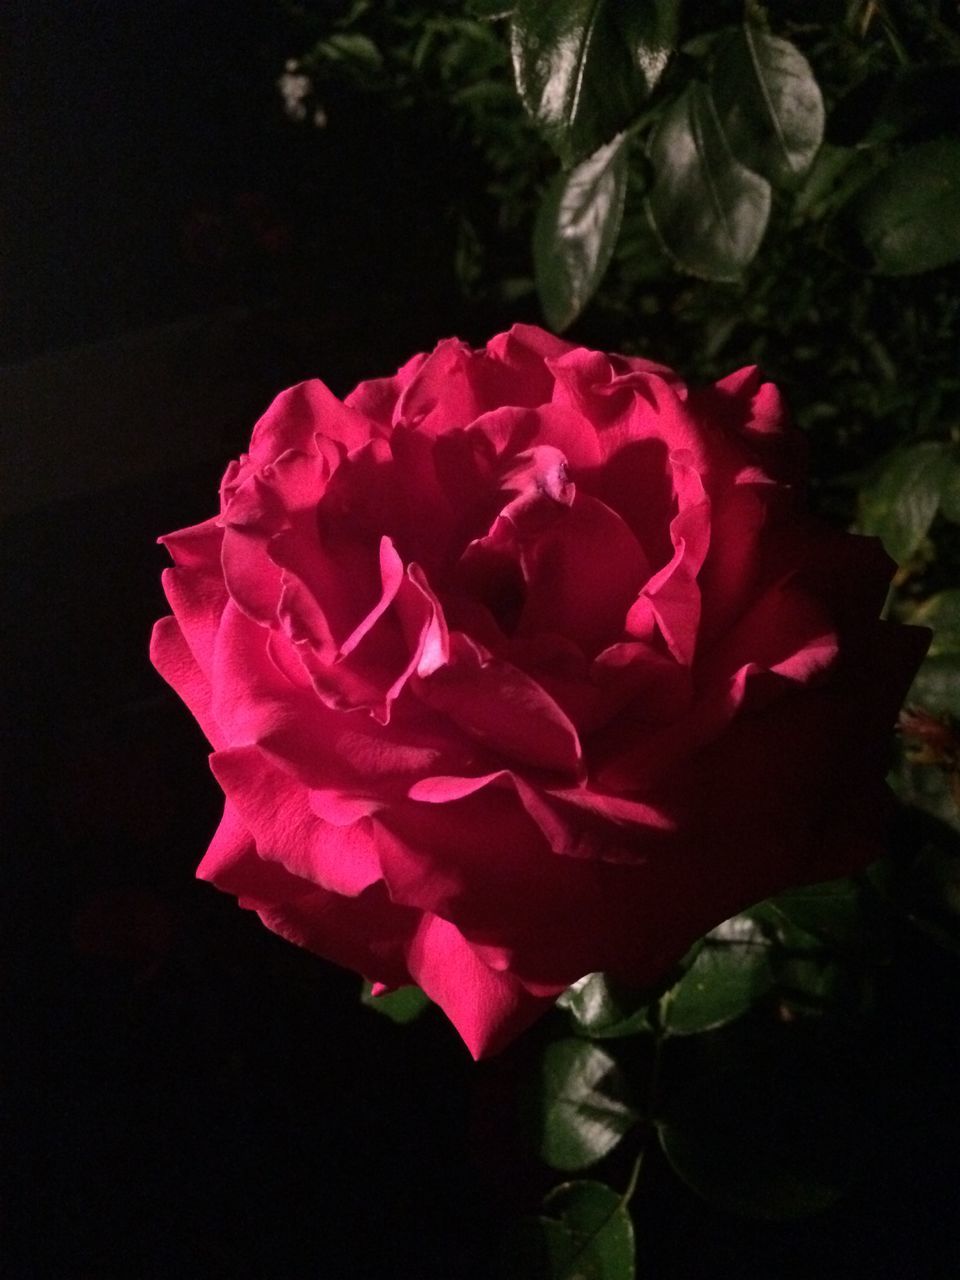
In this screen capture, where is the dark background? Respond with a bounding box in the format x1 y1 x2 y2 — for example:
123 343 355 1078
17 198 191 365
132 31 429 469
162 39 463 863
5 4 958 1277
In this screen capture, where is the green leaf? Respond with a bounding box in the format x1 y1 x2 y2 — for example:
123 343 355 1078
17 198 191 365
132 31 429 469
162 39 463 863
711 26 824 188
534 134 629 332
510 0 678 165
766 877 862 947
538 1039 640 1171
855 140 960 275
360 980 429 1024
646 82 772 281
857 442 949 564
657 1031 855 1219
911 590 960 655
558 972 652 1039
774 952 850 1016
659 914 773 1036
538 1180 636 1280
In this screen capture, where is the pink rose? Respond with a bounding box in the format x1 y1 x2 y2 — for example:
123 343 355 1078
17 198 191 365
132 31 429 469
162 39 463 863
151 326 927 1057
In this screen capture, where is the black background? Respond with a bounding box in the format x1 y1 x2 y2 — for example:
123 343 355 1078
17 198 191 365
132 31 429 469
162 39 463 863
5 4 959 1277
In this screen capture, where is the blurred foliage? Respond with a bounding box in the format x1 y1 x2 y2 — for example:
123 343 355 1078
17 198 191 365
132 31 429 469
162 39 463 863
285 3 960 1275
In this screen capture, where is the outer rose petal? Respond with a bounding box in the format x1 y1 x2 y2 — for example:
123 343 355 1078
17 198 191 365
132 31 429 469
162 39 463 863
406 915 557 1060
153 324 929 1059
149 616 225 750
210 746 383 897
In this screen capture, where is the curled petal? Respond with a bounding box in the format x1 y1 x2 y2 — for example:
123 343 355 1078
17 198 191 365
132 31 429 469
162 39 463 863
150 616 225 750
210 745 383 897
415 632 583 775
519 494 649 656
406 914 556 1060
249 378 378 463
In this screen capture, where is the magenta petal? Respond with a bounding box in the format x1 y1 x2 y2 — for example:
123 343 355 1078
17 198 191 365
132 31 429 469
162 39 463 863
406 914 555 1059
160 564 228 681
197 801 307 905
210 745 383 897
150 616 225 750
257 881 419 992
159 517 223 570
626 454 710 664
394 340 488 433
249 378 378 463
343 351 429 427
416 632 583 774
519 494 649 655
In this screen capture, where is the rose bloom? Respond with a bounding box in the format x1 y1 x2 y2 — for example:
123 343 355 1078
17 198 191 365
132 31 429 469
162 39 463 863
152 326 926 1057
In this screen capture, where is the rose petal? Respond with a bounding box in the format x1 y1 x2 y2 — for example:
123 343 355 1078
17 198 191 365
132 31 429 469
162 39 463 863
210 745 383 896
626 452 710 664
343 350 430 427
415 632 583 775
150 616 226 750
406 914 555 1059
249 378 378 464
518 494 649 656
257 881 419 992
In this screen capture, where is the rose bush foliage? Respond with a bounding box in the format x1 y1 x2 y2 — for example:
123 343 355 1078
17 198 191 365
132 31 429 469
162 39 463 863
151 325 926 1057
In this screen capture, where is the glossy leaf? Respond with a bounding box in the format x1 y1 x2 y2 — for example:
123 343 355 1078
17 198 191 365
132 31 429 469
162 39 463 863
558 972 652 1039
711 26 824 187
510 0 678 164
534 134 629 331
659 914 773 1035
538 1039 640 1171
538 1180 636 1280
911 590 960 655
857 442 948 564
646 82 771 281
658 1032 855 1219
360 980 430 1024
855 140 960 275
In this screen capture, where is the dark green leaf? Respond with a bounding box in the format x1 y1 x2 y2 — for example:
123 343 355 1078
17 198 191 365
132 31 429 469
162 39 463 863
711 26 824 187
658 1031 855 1219
646 82 771 281
855 140 960 275
659 915 773 1036
360 980 429 1024
539 1180 635 1280
792 144 888 222
538 1039 640 1171
766 877 862 947
558 972 652 1039
510 0 678 164
534 134 629 331
774 952 849 1015
857 442 948 564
